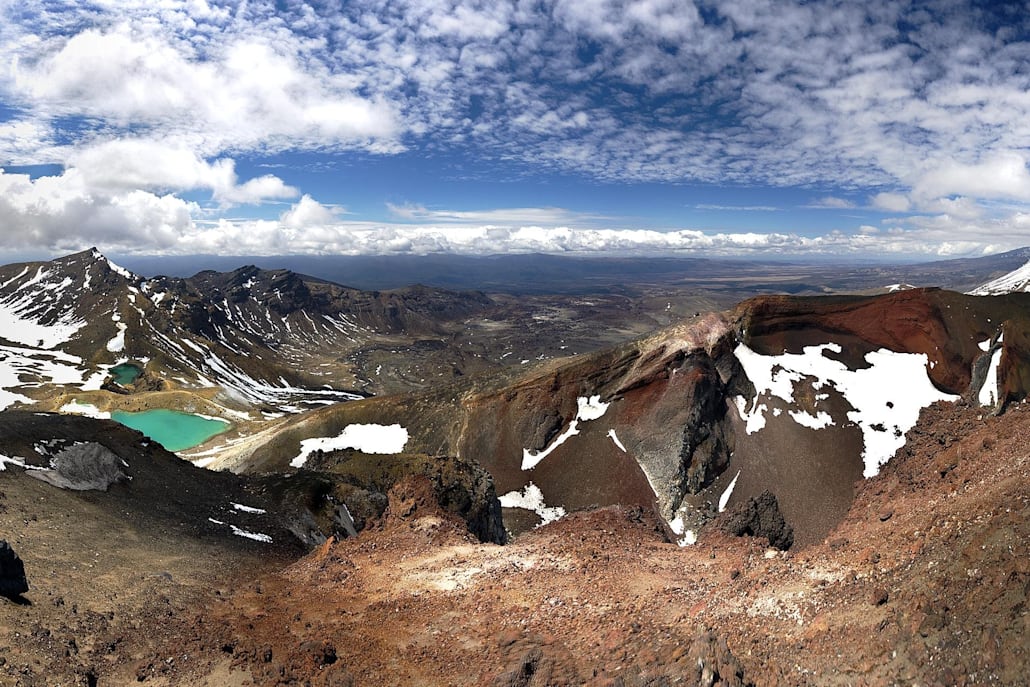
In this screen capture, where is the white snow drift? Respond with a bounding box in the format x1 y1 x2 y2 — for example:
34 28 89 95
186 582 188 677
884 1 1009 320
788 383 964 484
291 423 409 468
734 342 958 477
498 482 567 527
521 395 609 470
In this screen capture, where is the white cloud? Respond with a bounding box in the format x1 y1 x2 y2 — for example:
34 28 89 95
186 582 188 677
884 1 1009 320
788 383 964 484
142 219 1016 259
67 140 236 194
4 0 1029 202
219 175 298 206
66 139 298 206
385 203 611 225
0 118 56 165
0 0 1029 258
695 204 780 212
281 195 341 230
8 22 401 156
1 170 1026 260
0 168 197 252
808 197 856 209
912 152 1030 203
871 192 911 213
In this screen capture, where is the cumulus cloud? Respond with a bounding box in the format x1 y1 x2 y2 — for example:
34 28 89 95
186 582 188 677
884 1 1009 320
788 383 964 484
66 139 298 206
9 24 401 155
281 195 341 230
912 152 1030 203
0 0 1029 257
0 168 197 252
871 193 911 213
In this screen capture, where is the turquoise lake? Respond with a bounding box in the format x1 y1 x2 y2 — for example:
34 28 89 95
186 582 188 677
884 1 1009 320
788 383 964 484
111 409 230 452
109 362 142 385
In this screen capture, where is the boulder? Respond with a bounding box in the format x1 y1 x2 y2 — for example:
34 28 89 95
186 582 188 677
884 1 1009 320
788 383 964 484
723 490 794 550
0 540 29 597
28 442 128 491
686 632 755 687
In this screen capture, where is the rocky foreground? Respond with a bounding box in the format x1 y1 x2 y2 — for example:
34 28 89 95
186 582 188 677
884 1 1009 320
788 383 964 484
2 401 1022 686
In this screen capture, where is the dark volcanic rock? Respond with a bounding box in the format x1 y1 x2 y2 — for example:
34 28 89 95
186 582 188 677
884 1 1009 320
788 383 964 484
28 442 128 491
723 490 794 550
491 647 545 687
676 354 735 496
282 452 507 545
0 540 29 597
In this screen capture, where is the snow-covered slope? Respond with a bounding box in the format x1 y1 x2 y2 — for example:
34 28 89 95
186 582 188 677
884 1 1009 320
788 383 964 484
968 259 1030 295
0 249 492 413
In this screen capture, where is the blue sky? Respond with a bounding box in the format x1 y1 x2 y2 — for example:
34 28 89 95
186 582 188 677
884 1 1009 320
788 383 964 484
1 0 1029 259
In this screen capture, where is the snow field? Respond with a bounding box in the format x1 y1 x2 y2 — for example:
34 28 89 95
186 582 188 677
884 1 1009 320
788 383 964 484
291 423 410 468
733 343 958 477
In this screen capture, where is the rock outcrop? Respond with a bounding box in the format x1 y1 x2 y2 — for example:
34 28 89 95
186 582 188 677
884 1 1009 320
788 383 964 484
0 540 29 597
686 632 755 687
723 490 794 550
289 451 507 545
28 442 128 491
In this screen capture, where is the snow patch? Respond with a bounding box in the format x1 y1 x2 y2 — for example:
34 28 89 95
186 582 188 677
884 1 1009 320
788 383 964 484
787 409 834 430
104 256 135 280
607 429 627 452
718 469 741 513
668 509 698 546
576 395 609 421
978 348 1003 407
498 482 566 526
0 344 103 410
291 423 409 468
231 502 267 514
0 294 87 349
734 343 958 477
59 401 110 419
522 395 610 470
229 525 273 543
106 322 127 352
0 453 28 471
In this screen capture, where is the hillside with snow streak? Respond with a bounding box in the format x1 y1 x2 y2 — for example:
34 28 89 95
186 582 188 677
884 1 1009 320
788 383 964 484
969 259 1030 295
0 249 494 417
239 287 1030 550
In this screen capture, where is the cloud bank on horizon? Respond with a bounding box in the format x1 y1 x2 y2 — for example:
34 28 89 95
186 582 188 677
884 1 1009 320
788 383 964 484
1 0 1029 258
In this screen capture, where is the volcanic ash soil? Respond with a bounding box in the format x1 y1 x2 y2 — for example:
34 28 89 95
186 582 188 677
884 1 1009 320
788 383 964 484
2 402 1028 686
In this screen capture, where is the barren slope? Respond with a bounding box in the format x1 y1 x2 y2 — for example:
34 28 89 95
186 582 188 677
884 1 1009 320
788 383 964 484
78 401 1028 687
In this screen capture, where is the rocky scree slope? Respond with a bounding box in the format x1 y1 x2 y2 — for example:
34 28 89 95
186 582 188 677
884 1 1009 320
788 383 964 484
101 401 1029 687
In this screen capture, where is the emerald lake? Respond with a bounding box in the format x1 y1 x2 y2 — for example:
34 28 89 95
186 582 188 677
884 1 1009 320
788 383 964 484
109 362 142 385
111 409 230 452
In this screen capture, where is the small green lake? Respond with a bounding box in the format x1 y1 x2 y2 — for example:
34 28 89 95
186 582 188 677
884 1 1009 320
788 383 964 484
110 362 142 386
111 409 230 452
